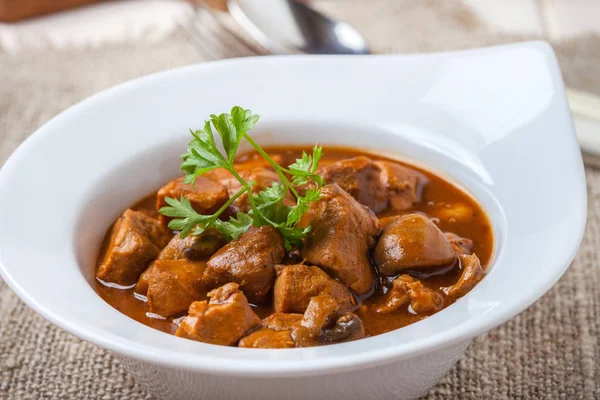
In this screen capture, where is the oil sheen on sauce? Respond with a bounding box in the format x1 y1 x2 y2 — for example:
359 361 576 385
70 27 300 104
94 146 494 338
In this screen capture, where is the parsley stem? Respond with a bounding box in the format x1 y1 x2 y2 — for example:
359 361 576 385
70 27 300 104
229 168 252 193
164 107 324 246
242 133 301 199
210 186 247 220
228 168 262 219
283 176 301 199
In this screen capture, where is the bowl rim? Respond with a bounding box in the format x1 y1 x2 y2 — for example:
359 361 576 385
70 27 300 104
0 41 587 377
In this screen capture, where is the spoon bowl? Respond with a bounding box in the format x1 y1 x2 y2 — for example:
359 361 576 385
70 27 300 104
227 0 370 55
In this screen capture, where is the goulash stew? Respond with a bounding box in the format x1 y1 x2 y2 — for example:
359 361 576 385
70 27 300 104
94 107 493 348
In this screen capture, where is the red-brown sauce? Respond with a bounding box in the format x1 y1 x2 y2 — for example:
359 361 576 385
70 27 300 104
94 146 493 338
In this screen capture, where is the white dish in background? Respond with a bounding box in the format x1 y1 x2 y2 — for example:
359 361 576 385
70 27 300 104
0 41 586 399
567 88 600 164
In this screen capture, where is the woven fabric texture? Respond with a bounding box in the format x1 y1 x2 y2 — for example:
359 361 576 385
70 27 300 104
1 3 599 399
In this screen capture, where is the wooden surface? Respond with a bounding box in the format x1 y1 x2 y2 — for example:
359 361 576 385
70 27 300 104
0 0 230 22
0 0 103 22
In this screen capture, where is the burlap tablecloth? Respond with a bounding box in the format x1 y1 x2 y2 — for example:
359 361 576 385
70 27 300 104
1 3 599 399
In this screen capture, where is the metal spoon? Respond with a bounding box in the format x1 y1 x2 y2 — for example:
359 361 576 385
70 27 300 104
227 0 370 55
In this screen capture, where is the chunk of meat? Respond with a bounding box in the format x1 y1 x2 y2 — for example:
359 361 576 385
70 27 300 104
156 231 226 261
318 156 387 213
317 156 425 213
375 278 409 314
293 295 365 347
373 214 455 275
294 294 339 346
445 254 486 298
444 232 473 256
97 209 172 285
156 234 196 261
135 266 151 294
273 264 355 313
238 329 296 348
203 226 285 303
206 163 280 213
238 313 303 349
145 259 207 317
374 160 424 211
240 300 365 348
299 184 380 294
185 232 227 260
406 281 443 314
175 283 260 345
262 312 304 330
376 275 443 314
156 176 229 226
136 231 226 294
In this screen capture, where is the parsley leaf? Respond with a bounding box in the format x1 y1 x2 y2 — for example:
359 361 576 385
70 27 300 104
286 188 321 228
210 107 260 164
181 122 227 186
159 106 325 249
255 181 287 209
278 225 311 250
213 212 253 241
159 196 214 238
254 182 291 223
288 145 325 187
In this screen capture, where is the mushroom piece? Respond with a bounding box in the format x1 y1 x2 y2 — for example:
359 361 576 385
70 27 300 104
444 254 486 298
373 214 456 275
319 312 365 343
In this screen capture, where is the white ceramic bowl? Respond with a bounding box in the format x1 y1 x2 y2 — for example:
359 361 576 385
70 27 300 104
0 41 586 400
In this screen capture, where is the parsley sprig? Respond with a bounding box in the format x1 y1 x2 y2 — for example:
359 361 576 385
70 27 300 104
158 106 325 249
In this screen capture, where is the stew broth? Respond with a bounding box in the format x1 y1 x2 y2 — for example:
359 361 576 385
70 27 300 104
94 146 493 342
